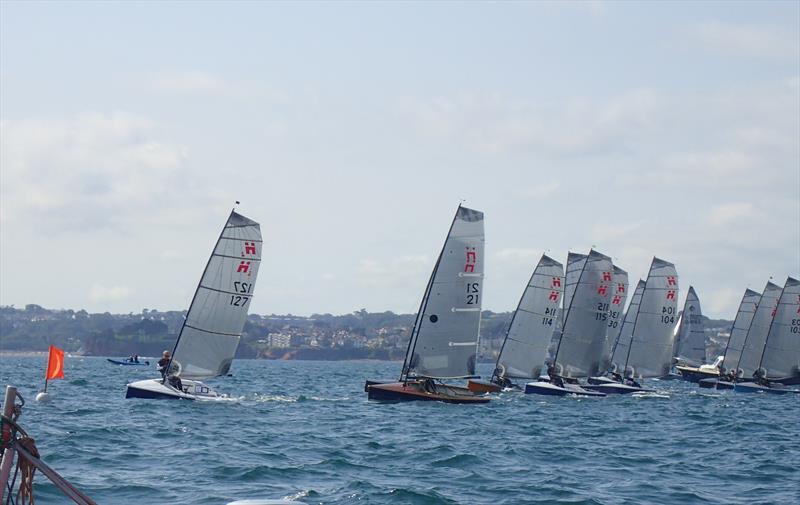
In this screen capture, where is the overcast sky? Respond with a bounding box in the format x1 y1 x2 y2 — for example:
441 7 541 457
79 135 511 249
1 1 798 319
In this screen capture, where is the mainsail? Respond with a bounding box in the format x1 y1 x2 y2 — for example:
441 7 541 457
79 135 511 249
552 249 614 378
610 279 645 372
756 277 800 381
673 286 705 367
170 211 262 379
720 289 761 376
601 266 628 371
493 255 564 380
623 258 679 378
736 281 782 379
402 206 485 379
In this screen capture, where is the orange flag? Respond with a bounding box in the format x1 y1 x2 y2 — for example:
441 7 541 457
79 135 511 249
45 345 65 380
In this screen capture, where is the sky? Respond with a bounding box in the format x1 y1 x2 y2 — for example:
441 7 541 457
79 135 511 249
1 1 798 319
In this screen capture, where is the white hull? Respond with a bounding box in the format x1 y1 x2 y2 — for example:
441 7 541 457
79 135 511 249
125 378 228 401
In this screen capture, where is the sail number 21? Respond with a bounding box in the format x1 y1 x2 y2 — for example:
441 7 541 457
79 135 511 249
466 283 480 305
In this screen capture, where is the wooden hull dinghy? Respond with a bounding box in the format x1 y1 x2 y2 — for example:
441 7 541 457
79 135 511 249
366 380 490 404
466 379 504 393
365 206 490 404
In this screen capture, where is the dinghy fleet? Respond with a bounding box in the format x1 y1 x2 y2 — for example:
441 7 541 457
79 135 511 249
122 205 799 403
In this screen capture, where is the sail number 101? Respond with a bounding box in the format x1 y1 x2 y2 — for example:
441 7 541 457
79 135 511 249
230 281 252 307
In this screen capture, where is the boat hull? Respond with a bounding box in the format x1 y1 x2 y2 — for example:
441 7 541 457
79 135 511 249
698 378 735 390
126 378 223 400
676 366 719 383
467 379 503 394
583 382 654 395
108 358 150 366
524 381 606 397
587 376 617 385
365 380 490 404
734 382 797 394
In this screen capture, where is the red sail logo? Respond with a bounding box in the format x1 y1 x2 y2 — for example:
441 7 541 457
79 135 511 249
666 290 676 300
464 247 477 273
549 291 559 301
552 277 561 288
237 261 251 274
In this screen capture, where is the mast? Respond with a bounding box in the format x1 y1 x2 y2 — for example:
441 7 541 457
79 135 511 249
400 205 462 381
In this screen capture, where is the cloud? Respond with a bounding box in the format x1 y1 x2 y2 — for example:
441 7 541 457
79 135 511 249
691 21 800 61
706 202 755 227
89 284 132 303
591 221 645 239
494 248 543 266
143 69 289 101
515 181 560 199
0 112 190 231
398 88 659 156
356 255 431 288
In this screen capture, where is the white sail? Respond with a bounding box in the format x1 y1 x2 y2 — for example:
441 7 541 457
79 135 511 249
171 211 262 379
403 206 485 379
757 277 800 381
494 255 564 379
737 281 782 379
720 289 761 376
673 286 705 367
623 258 679 378
552 249 614 378
610 279 645 372
601 266 628 371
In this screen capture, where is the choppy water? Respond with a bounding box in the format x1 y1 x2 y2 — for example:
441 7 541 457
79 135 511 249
0 356 798 505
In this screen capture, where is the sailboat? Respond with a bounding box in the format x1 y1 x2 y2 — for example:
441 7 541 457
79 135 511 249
126 209 262 400
524 250 612 397
586 258 678 394
365 206 489 404
673 287 714 382
600 266 629 373
735 277 800 394
467 254 564 393
589 279 646 386
698 288 761 389
705 281 783 392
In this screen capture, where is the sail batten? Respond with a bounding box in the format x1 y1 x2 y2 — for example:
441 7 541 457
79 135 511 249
493 254 564 380
403 206 485 380
170 210 262 380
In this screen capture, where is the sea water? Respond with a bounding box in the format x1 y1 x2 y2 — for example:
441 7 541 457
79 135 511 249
0 356 797 505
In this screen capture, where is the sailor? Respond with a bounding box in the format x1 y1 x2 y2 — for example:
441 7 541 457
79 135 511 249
157 351 171 378
158 350 183 392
